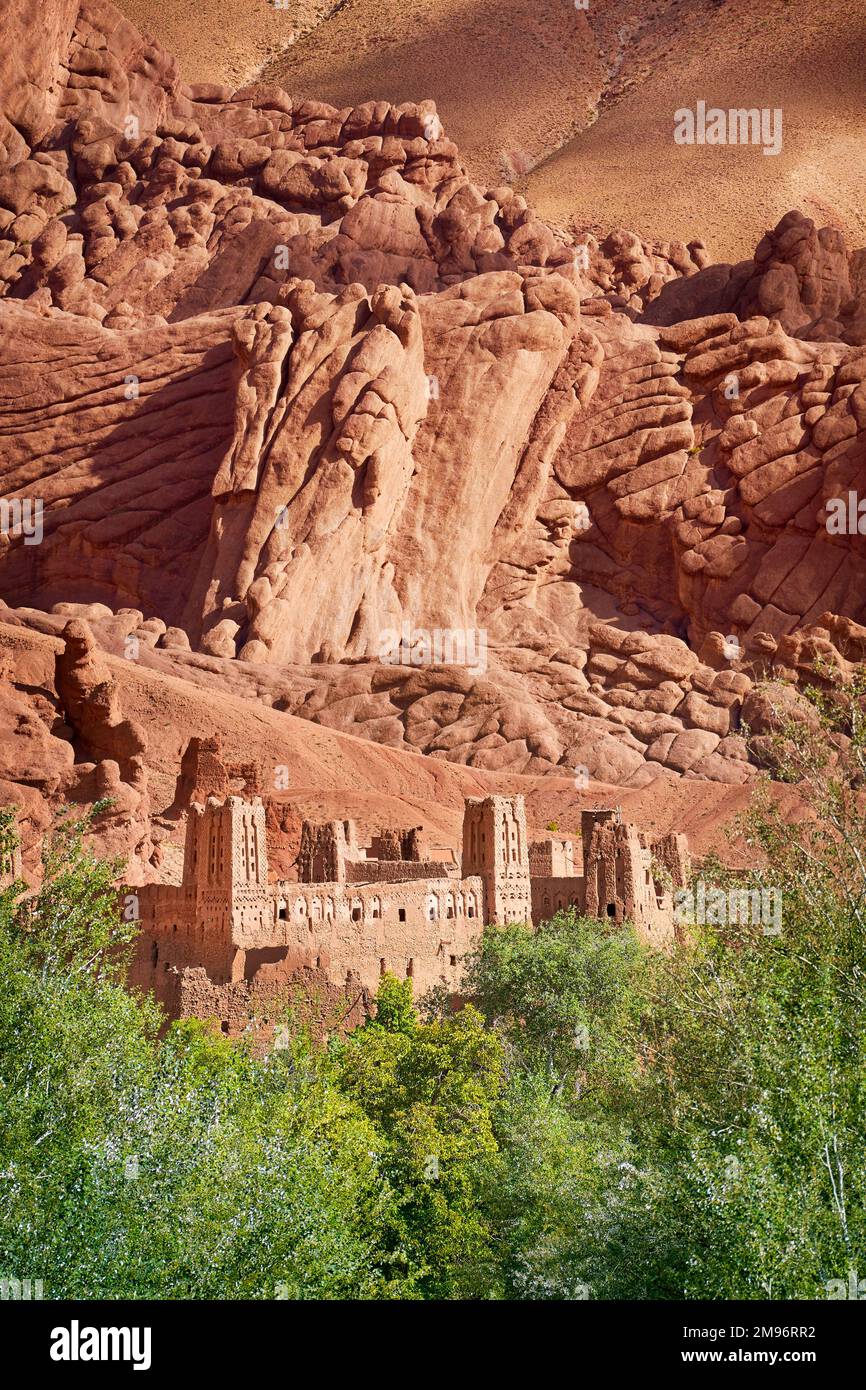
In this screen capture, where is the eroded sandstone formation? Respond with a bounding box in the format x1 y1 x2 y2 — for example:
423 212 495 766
1 0 865 841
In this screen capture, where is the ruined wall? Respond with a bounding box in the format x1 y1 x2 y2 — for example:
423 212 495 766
651 830 691 888
174 965 373 1043
175 736 229 805
236 874 484 999
581 808 621 873
129 880 235 1007
299 820 440 884
173 736 263 809
532 876 586 923
583 820 676 946
366 826 429 861
368 828 426 861
134 870 485 1025
529 838 575 877
297 820 349 883
344 857 455 884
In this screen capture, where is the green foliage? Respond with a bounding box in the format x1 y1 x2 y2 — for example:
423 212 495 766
368 972 417 1036
0 821 505 1300
332 974 505 1297
625 674 866 1298
553 674 866 1299
463 911 648 1101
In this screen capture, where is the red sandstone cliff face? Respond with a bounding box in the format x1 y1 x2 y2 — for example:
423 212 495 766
0 0 865 854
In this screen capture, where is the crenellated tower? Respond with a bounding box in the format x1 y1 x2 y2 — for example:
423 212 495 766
184 794 268 892
462 794 532 926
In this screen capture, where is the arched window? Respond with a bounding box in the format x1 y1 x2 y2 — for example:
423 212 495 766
371 896 381 920
427 894 439 922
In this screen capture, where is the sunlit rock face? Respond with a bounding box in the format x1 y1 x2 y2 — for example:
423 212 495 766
1 0 865 809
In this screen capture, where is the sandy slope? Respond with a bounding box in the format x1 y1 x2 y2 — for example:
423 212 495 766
1 621 772 878
93 653 807 867
117 0 335 88
93 635 785 861
258 0 604 192
118 0 866 261
525 0 866 260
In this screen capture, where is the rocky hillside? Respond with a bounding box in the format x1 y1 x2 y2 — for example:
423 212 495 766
115 0 866 260
0 0 863 870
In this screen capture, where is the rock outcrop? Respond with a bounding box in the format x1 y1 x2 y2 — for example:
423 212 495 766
1 0 865 823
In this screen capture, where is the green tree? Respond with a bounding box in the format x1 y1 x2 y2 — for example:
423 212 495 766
333 974 505 1297
561 672 866 1298
462 909 648 1101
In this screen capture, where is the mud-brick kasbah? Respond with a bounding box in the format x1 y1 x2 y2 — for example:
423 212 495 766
126 736 691 1036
